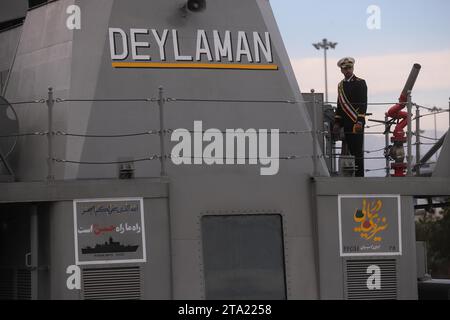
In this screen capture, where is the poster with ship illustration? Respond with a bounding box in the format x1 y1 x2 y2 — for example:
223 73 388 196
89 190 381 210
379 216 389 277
338 195 402 257
73 198 146 265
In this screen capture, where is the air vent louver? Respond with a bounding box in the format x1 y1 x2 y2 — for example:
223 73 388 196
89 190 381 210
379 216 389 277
346 259 397 300
16 269 31 300
82 266 141 300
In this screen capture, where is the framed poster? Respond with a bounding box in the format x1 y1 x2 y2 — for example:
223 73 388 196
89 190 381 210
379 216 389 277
73 198 146 265
338 195 402 257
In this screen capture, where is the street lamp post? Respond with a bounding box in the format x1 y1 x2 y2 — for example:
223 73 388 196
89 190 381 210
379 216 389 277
313 38 337 103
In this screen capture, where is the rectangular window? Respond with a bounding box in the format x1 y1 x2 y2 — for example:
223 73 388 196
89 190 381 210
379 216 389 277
202 214 286 300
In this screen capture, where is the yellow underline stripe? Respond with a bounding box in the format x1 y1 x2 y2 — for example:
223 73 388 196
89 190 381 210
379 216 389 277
112 62 279 70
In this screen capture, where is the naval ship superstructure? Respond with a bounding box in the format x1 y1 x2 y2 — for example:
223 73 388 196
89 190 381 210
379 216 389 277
0 0 449 300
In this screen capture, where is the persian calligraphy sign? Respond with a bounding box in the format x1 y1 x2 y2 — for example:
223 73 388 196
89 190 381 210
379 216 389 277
74 198 146 265
338 195 402 257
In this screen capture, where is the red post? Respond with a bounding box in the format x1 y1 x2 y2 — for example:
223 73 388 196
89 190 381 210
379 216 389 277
385 64 421 177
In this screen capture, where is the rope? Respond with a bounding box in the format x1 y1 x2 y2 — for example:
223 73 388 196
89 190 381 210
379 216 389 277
166 98 298 104
55 98 157 103
364 147 386 154
53 156 160 164
55 131 160 138
0 99 45 106
418 135 441 141
366 167 389 172
0 132 46 138
412 109 450 121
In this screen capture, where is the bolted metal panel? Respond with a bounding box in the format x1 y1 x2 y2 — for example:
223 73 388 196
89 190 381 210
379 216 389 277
82 266 141 300
345 259 397 300
201 214 286 300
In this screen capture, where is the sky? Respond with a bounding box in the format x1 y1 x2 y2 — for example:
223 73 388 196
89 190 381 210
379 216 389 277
270 0 450 132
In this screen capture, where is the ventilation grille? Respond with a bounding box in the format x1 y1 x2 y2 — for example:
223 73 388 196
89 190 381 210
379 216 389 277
0 268 31 300
0 269 15 300
346 259 397 300
16 269 31 300
82 266 141 300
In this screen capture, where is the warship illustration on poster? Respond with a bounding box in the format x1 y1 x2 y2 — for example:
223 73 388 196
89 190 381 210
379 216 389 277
81 237 139 255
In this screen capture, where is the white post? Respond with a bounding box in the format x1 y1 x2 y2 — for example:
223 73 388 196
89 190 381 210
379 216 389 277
406 91 413 176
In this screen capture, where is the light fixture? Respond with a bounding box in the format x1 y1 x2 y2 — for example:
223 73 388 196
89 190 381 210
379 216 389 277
181 0 206 17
